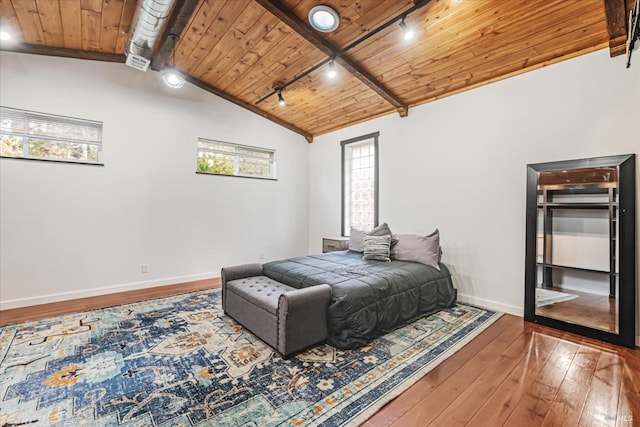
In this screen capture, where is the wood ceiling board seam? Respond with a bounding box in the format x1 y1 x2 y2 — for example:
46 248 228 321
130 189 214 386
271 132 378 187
402 41 607 108
384 3 606 98
399 33 607 104
11 0 45 44
81 8 102 51
174 0 229 68
198 12 282 87
183 76 314 142
215 20 295 92
355 0 587 85
215 21 296 92
0 0 20 35
59 0 83 50
34 0 64 46
150 0 200 71
99 0 125 53
349 0 551 74
192 5 271 81
311 1 414 48
181 0 247 75
115 0 137 54
603 0 628 56
81 0 103 13
222 35 325 102
254 0 409 115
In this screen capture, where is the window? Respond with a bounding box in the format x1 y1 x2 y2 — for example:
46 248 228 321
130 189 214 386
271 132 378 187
0 106 103 164
342 132 379 236
196 138 276 180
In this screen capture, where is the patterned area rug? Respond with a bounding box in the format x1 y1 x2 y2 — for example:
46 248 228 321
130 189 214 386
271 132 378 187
0 288 500 426
536 288 579 307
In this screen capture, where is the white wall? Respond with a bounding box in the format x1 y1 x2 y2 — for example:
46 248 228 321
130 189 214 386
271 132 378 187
308 49 639 321
0 51 310 309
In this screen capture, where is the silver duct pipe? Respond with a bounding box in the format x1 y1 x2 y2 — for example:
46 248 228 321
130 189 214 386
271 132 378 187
125 0 175 71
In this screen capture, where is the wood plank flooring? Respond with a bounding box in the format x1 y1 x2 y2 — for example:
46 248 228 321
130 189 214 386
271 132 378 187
535 286 618 333
1 280 638 426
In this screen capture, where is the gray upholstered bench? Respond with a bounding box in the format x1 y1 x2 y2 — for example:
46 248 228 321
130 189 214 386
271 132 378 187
221 263 332 357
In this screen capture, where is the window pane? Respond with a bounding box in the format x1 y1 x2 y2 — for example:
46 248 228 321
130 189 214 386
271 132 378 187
0 135 24 158
342 134 378 236
0 107 103 165
197 138 275 179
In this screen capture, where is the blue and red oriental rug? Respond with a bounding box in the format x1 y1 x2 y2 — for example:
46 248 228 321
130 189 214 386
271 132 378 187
0 288 500 426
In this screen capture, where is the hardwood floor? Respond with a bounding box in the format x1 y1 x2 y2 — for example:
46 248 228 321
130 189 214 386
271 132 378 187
536 286 618 333
0 278 221 326
1 281 638 426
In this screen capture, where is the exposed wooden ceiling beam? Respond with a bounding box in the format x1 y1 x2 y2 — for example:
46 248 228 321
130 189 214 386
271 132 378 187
0 44 125 63
150 0 200 71
603 0 628 56
253 0 409 117
185 76 314 143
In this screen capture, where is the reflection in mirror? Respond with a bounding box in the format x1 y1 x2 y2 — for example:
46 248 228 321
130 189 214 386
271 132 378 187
534 167 618 334
524 154 636 348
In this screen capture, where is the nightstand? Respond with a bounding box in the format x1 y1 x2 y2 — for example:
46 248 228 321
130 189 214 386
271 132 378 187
322 237 349 253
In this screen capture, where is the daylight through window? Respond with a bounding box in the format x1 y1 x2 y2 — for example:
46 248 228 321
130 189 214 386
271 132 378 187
0 107 103 164
196 138 276 180
342 132 379 236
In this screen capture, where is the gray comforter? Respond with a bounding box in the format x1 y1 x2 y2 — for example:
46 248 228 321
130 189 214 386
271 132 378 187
262 250 456 349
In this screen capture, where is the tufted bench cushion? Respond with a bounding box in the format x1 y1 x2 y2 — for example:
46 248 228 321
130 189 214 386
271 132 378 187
225 276 296 315
221 263 332 357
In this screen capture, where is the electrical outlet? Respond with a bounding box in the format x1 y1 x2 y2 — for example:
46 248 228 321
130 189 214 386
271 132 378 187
259 253 265 260
141 264 149 274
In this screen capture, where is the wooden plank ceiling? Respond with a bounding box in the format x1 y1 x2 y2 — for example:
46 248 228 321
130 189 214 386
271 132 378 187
0 0 630 142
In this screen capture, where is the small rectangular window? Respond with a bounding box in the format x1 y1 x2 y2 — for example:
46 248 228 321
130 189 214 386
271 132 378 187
342 132 379 236
0 106 103 165
197 138 276 180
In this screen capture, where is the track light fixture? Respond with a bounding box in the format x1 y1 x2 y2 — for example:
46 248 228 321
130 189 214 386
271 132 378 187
327 60 337 79
276 88 286 106
256 0 431 106
399 17 414 41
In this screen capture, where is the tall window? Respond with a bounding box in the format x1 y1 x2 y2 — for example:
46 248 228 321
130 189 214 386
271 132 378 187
342 132 379 236
196 138 276 180
0 107 103 164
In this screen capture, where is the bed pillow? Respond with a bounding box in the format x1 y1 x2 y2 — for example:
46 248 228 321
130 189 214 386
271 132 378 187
363 235 392 262
367 222 399 246
348 227 367 252
390 229 441 270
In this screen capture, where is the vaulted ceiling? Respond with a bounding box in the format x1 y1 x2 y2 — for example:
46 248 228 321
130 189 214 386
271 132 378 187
0 0 633 142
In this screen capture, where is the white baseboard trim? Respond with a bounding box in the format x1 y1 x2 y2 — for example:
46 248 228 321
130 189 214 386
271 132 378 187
457 292 523 317
0 272 220 311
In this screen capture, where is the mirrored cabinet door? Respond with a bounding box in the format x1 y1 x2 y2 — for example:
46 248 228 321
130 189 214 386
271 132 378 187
524 154 636 348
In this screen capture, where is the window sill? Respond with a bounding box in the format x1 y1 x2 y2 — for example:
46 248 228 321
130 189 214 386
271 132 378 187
0 156 104 166
195 171 277 181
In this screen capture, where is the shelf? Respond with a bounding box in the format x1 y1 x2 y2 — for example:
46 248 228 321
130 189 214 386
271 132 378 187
537 202 617 209
537 262 617 275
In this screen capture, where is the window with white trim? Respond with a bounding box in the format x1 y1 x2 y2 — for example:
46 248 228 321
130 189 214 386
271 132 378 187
0 107 103 164
342 132 379 236
196 138 276 180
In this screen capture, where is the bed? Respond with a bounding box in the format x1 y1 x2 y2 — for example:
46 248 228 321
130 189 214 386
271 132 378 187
262 250 457 349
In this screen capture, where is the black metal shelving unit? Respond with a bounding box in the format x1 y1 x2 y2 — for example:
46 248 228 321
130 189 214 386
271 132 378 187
537 181 618 299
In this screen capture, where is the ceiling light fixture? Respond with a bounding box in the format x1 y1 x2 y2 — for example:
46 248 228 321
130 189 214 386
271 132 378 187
327 60 337 79
256 0 431 106
276 88 286 106
399 17 415 41
308 5 340 32
161 34 185 89
0 30 10 41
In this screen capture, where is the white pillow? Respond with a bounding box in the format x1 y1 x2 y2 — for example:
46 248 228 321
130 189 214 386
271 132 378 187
348 227 367 252
390 229 441 270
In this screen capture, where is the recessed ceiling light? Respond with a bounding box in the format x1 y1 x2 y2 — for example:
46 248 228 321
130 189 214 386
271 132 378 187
308 5 340 32
0 31 11 41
